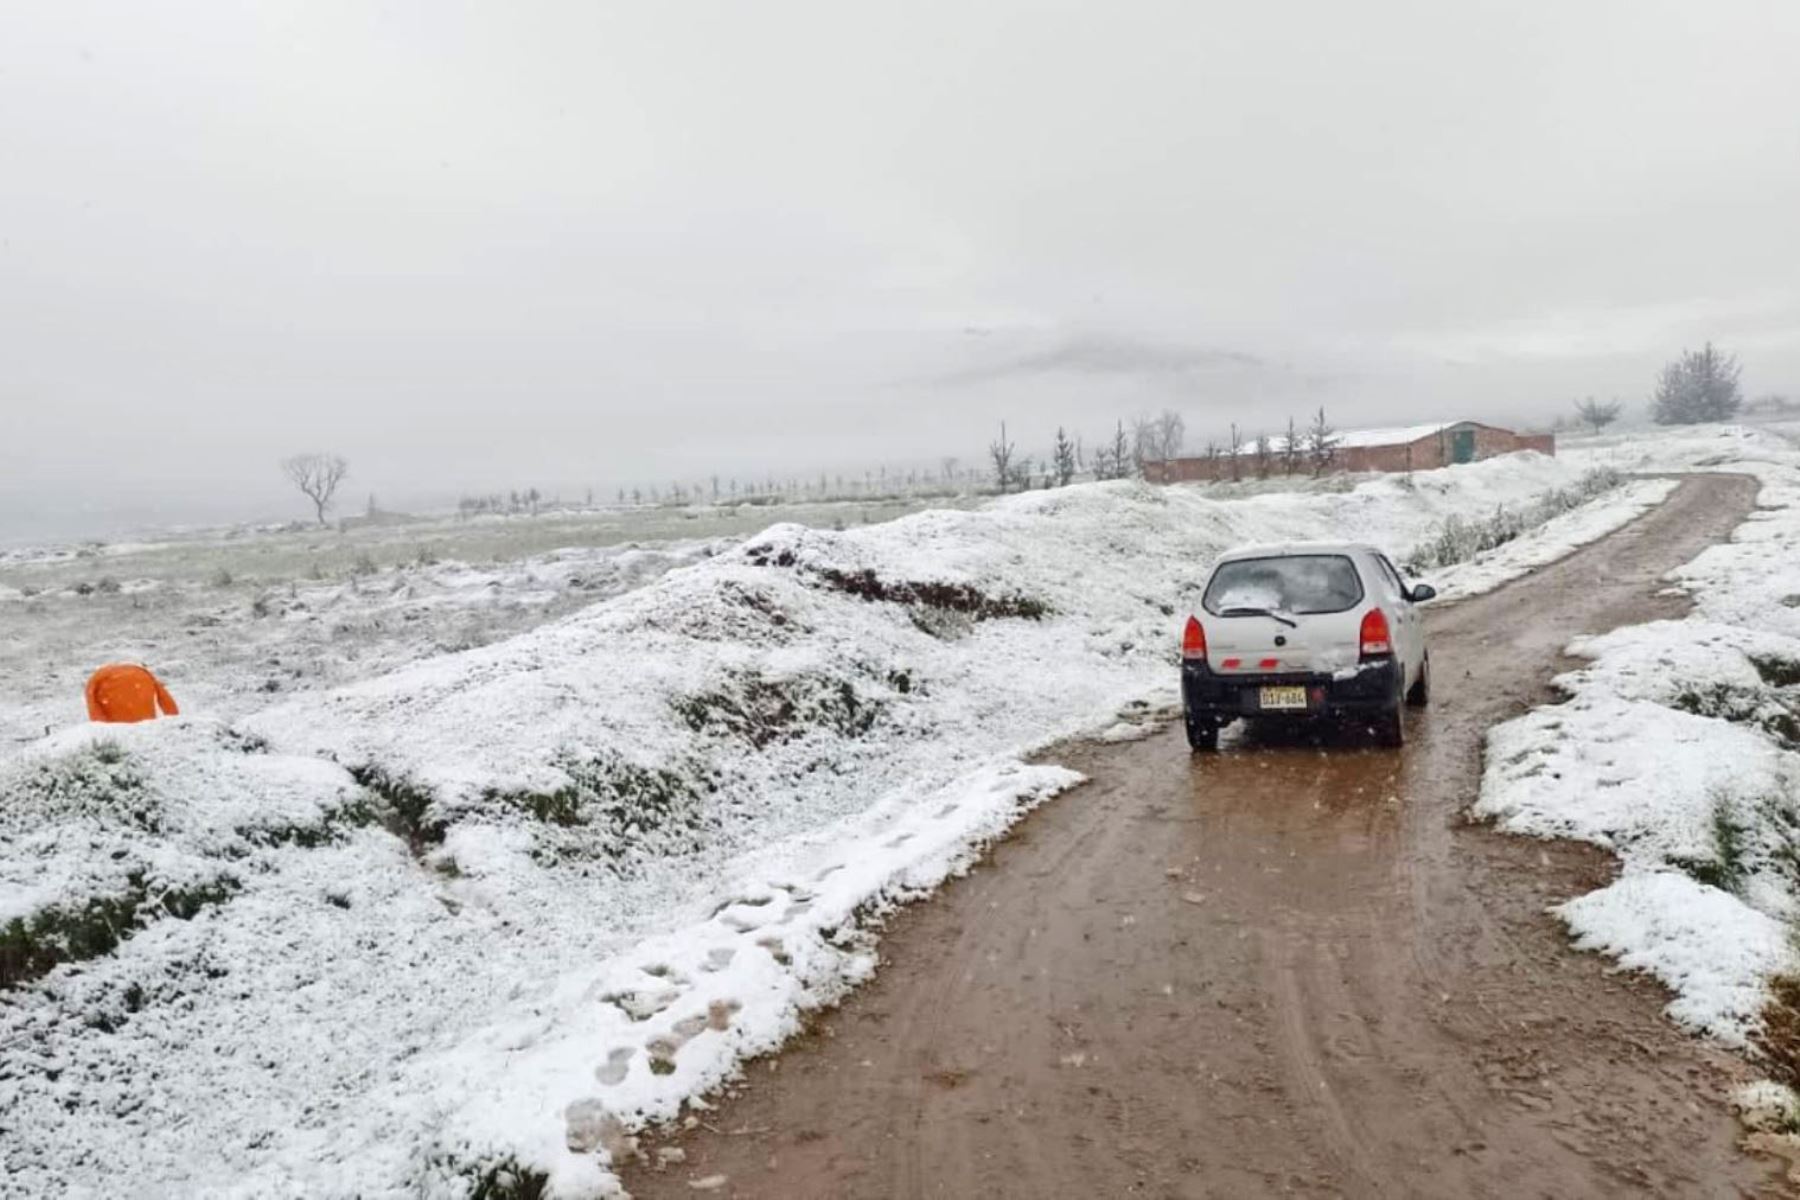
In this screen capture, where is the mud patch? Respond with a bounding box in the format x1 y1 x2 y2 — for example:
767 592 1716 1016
812 567 1049 622
1759 976 1800 1088
742 543 1049 624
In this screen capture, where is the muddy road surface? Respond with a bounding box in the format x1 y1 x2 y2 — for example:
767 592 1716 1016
627 474 1782 1200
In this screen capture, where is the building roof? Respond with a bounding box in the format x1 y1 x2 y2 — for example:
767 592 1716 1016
1216 422 1450 457
1331 422 1450 449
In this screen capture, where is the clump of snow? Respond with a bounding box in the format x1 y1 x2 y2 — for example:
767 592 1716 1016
1478 424 1800 1051
1559 872 1795 1046
0 449 1679 1196
1736 1079 1800 1133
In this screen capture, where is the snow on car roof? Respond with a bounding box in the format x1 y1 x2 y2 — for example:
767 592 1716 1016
1213 540 1380 563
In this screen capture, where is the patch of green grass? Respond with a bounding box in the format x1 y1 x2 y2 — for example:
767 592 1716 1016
483 750 713 864
450 1159 550 1200
1670 792 1751 894
1669 682 1800 750
671 671 883 749
349 765 447 852
741 548 1050 622
11 741 162 833
1405 467 1624 573
233 793 380 850
1711 800 1747 894
1751 655 1800 689
0 872 239 990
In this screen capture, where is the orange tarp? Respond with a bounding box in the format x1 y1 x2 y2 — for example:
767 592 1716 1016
85 664 179 723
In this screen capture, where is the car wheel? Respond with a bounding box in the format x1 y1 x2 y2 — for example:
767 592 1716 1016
1406 653 1431 708
1185 716 1219 752
1376 701 1405 748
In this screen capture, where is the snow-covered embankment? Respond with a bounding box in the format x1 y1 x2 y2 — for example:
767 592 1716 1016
0 451 1666 1197
1479 426 1800 1107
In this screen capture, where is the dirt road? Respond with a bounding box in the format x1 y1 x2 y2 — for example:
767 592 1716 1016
627 474 1782 1199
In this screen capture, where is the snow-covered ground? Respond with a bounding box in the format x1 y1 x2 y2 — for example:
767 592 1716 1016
0 448 1681 1198
0 490 990 745
1480 425 1800 1056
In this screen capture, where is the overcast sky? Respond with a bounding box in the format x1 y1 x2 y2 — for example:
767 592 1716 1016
3 1 1798 539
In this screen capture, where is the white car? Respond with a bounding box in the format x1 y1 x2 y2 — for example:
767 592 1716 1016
1180 542 1435 750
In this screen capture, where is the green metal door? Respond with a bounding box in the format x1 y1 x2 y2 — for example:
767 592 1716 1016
1451 428 1476 464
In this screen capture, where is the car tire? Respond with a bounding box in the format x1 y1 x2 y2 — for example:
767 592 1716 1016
1185 716 1219 752
1406 654 1431 708
1376 701 1405 748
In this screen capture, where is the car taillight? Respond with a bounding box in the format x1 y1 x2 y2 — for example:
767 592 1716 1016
1359 608 1393 658
1182 615 1207 660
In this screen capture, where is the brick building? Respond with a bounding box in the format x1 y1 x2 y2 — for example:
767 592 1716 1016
1143 421 1555 484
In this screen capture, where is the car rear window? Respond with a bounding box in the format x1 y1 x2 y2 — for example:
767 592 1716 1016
1202 554 1365 616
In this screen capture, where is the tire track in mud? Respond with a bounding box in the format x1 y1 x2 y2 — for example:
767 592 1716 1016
626 474 1784 1199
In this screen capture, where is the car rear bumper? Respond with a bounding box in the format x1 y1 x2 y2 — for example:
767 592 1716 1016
1181 658 1400 723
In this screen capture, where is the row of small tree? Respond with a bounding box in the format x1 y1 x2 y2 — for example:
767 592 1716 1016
280 345 1766 522
987 408 1344 492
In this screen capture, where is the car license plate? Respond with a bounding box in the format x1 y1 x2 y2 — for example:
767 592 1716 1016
1259 685 1308 711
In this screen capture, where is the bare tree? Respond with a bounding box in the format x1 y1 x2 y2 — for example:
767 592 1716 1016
1226 423 1244 482
1012 455 1035 491
1108 419 1131 479
1254 433 1273 479
1155 409 1186 461
1052 427 1077 486
1282 416 1303 476
940 456 960 484
1653 344 1742 424
1305 407 1339 477
1130 414 1155 476
989 421 1016 493
1573 396 1623 435
281 453 349 526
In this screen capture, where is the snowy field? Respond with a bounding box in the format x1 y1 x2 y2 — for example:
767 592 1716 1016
0 447 1684 1198
0 495 980 745
1480 426 1800 1075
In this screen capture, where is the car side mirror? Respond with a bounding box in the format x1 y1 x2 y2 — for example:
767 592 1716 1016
1407 583 1437 603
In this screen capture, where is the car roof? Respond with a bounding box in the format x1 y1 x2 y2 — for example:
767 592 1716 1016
1212 541 1382 565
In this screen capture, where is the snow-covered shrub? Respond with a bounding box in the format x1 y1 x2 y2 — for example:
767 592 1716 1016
1407 467 1624 572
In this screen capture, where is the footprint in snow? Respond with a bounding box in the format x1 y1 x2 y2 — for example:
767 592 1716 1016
780 899 813 922
646 1035 681 1076
708 998 742 1031
700 947 736 973
602 988 681 1022
596 1047 634 1085
711 894 775 916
